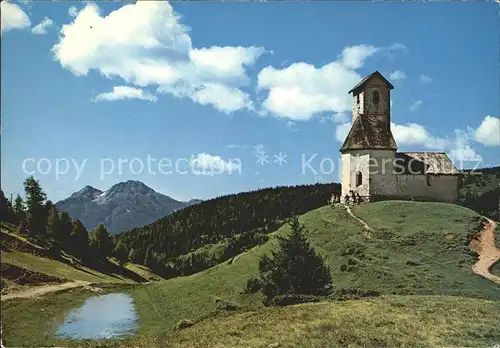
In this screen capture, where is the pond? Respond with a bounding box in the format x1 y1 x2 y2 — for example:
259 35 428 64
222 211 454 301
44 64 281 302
55 292 138 340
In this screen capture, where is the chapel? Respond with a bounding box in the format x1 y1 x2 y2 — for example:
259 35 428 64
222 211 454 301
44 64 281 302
340 71 459 203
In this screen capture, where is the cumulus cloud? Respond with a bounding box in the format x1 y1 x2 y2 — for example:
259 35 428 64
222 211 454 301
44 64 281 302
1 1 31 33
389 70 406 81
391 122 447 150
189 84 254 114
419 74 432 83
31 17 54 35
473 115 500 147
257 43 407 121
93 86 158 102
52 2 266 113
68 6 79 17
409 100 423 112
338 45 378 70
189 153 241 176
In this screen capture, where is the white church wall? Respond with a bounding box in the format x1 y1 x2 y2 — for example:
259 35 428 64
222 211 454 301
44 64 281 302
394 174 459 203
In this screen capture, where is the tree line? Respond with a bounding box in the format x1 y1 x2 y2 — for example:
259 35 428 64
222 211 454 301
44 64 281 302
0 176 118 265
115 182 340 276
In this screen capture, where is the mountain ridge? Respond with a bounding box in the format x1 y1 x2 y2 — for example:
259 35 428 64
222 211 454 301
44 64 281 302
55 180 201 234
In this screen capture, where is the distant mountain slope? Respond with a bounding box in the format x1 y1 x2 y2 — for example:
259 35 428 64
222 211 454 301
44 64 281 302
459 166 500 221
56 181 201 234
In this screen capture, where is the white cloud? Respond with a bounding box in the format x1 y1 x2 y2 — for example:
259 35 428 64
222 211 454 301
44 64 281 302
332 112 350 124
409 100 423 112
257 43 407 121
419 74 432 83
189 84 253 114
449 129 482 166
1 1 31 33
473 115 500 147
391 122 447 150
189 153 241 176
31 17 54 35
338 45 378 70
389 70 406 81
52 2 266 113
94 86 158 102
68 6 79 18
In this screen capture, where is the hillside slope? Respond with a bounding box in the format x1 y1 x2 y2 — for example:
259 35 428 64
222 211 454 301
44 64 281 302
127 201 499 334
0 223 161 295
2 201 499 347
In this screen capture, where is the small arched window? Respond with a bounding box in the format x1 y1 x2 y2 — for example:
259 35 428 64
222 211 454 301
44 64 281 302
356 94 360 104
356 171 362 187
372 90 380 104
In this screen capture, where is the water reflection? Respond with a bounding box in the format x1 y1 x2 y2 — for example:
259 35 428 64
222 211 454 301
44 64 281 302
56 293 138 339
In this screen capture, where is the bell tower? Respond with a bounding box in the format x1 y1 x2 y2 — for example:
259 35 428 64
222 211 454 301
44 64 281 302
340 71 398 200
349 70 393 131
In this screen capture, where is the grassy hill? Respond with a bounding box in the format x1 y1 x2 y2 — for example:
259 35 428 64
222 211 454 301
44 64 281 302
0 222 161 290
3 201 498 347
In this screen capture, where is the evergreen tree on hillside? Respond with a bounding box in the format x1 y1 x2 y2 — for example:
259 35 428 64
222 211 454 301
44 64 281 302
113 241 128 266
46 205 61 247
0 189 14 223
89 224 114 257
23 176 47 239
59 212 74 248
70 219 89 260
257 216 332 304
12 195 25 225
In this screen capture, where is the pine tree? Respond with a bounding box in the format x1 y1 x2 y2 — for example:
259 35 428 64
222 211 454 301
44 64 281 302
90 224 114 258
12 195 25 225
257 216 332 304
46 205 61 247
0 190 14 223
70 219 89 260
113 242 128 266
23 176 47 239
59 212 73 249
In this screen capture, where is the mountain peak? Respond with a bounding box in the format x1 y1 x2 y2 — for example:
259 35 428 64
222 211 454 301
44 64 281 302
105 180 153 196
70 185 103 199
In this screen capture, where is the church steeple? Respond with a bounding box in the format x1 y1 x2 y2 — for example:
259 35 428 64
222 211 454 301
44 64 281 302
340 71 397 152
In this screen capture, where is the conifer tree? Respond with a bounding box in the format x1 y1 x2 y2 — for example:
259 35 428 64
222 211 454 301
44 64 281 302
70 219 89 260
0 189 14 223
46 205 61 247
90 224 114 257
23 176 47 239
257 216 332 304
12 195 25 225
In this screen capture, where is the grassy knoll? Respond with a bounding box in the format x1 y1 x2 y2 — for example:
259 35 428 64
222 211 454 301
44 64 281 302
125 202 499 336
3 201 499 347
1 223 159 285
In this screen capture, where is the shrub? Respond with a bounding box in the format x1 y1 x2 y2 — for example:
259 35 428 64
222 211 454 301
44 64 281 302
174 319 195 330
244 278 261 294
215 298 240 311
256 216 332 305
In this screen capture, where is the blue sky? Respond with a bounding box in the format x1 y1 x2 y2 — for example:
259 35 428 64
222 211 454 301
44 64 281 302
1 1 499 202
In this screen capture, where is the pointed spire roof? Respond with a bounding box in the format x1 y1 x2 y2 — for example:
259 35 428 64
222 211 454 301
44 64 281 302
348 71 394 95
340 116 397 152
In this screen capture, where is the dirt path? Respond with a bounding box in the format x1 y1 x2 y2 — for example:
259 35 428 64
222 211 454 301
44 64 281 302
344 205 373 238
469 218 500 285
1 280 92 301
